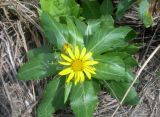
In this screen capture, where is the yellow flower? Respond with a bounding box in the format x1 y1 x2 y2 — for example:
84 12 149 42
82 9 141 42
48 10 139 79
58 45 98 85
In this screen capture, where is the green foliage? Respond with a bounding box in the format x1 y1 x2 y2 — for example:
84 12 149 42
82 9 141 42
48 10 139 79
64 82 72 103
70 80 98 117
37 78 65 117
40 0 80 20
40 12 67 49
94 54 134 82
66 17 84 47
17 0 142 117
138 0 153 28
100 0 113 15
86 26 134 55
81 0 101 19
27 46 52 59
115 0 153 27
105 81 139 105
116 0 135 20
18 53 57 80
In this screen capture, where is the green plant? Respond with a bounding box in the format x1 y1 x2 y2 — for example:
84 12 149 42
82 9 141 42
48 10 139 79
18 0 140 117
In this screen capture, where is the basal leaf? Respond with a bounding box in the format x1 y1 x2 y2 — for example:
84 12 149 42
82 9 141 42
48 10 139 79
70 80 98 117
27 46 52 59
116 0 135 20
100 0 113 15
104 52 138 68
66 17 84 47
139 0 153 28
40 12 68 49
105 81 139 105
81 0 101 19
18 53 57 80
86 26 133 55
52 77 65 110
64 82 73 103
94 55 134 82
85 15 114 36
85 15 114 45
37 78 62 117
40 0 80 20
75 19 87 37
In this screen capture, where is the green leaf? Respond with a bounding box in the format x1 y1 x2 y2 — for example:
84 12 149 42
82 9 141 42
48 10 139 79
52 77 65 110
104 52 138 68
105 81 139 105
86 26 133 55
94 55 134 82
139 0 153 28
37 78 64 117
64 82 72 103
116 0 135 20
85 15 114 37
100 0 113 15
70 80 98 117
111 44 140 54
66 17 84 47
75 19 87 37
81 0 101 19
18 53 57 80
40 0 80 20
40 12 68 49
27 46 52 59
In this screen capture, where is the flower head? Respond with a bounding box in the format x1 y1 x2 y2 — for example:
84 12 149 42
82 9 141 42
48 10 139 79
59 45 98 84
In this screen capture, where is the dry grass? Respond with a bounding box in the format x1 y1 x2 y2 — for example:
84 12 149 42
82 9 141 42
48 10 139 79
0 0 160 117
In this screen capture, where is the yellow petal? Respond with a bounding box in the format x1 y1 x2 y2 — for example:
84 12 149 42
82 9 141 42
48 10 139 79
84 67 96 74
79 71 85 82
61 54 72 62
66 72 74 83
59 61 71 65
74 72 80 85
83 70 91 79
80 47 86 59
75 46 80 58
82 52 92 60
66 47 75 59
59 67 72 75
84 60 98 66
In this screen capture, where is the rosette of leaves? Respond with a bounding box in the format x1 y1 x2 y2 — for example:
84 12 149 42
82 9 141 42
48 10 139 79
18 0 139 117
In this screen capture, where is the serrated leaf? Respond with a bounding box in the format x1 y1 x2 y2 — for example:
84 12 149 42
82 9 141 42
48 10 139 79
94 55 134 82
40 12 68 49
27 46 52 59
100 0 113 15
105 81 139 105
70 80 98 117
18 53 57 80
81 0 101 19
64 82 72 103
86 26 133 55
37 78 64 117
116 0 135 20
139 0 153 28
40 0 80 20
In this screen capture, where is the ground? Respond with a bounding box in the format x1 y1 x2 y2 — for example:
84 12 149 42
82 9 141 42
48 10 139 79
0 1 160 117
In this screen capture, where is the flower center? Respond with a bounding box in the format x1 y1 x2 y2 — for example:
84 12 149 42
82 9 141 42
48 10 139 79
71 59 83 71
